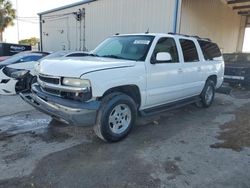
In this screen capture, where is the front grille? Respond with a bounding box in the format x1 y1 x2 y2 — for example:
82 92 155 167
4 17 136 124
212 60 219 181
39 75 60 85
42 87 61 96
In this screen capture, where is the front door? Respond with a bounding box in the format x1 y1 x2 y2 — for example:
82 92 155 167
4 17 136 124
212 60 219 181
146 37 185 108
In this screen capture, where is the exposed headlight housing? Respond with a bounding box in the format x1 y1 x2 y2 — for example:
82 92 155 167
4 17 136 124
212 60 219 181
62 78 91 90
3 67 29 79
11 70 29 79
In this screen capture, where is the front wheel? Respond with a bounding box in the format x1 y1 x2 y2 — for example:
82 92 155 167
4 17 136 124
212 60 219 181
199 80 215 108
94 92 137 142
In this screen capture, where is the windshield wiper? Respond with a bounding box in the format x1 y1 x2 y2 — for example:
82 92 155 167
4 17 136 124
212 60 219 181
87 53 99 57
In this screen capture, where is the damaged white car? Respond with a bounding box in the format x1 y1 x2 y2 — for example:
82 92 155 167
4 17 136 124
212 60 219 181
0 51 88 95
0 52 49 95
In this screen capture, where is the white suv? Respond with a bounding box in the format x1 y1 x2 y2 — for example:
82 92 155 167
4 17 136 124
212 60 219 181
20 33 224 142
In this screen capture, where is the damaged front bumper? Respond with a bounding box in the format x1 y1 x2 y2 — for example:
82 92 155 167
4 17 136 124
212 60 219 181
20 84 100 126
0 68 18 95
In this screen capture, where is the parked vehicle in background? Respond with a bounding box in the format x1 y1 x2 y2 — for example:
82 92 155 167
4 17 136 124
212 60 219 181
21 33 224 142
223 53 250 86
0 43 31 56
0 52 49 95
0 51 89 95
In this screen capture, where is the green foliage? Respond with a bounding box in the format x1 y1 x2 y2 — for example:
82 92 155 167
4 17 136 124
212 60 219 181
0 0 16 33
19 37 40 46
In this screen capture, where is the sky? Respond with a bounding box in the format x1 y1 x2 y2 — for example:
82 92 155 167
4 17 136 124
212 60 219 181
2 0 250 52
3 0 80 43
243 28 250 52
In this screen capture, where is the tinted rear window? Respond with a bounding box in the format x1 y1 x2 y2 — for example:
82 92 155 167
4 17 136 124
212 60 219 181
179 39 199 62
198 40 222 61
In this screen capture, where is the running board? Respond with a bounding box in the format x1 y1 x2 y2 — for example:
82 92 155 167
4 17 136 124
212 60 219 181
140 96 200 117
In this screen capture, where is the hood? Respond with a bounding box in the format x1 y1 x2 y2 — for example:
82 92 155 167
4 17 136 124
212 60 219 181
37 56 136 77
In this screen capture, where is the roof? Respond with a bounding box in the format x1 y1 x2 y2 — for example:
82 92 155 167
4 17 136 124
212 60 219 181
38 0 97 15
117 33 212 42
223 0 250 16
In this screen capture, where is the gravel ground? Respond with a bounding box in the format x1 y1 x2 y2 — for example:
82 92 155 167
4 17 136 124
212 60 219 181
0 89 250 188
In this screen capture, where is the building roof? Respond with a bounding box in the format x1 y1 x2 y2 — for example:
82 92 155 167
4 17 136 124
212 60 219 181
223 0 250 16
38 0 97 15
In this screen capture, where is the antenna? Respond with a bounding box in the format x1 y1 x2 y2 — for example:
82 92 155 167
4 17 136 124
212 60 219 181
145 28 149 34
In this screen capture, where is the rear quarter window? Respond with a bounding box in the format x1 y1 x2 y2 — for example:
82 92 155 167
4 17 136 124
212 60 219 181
198 40 222 61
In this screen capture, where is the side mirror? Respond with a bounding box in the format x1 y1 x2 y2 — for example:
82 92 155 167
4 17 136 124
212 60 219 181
156 52 172 62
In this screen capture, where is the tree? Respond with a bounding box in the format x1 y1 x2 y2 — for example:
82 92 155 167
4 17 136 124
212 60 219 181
19 37 39 46
0 0 16 41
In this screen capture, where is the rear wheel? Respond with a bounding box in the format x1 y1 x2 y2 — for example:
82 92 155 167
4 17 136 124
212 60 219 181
94 92 137 142
198 80 215 108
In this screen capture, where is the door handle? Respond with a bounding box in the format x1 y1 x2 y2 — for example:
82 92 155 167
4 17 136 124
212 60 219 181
178 68 183 73
198 67 202 72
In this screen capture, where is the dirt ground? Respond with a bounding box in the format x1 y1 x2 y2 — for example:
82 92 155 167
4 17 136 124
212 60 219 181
0 86 250 188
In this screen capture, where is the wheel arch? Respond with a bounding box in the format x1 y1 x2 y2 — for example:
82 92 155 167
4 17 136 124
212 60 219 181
207 75 217 86
100 85 142 108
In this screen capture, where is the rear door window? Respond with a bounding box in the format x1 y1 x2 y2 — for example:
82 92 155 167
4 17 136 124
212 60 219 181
179 39 199 63
198 40 222 61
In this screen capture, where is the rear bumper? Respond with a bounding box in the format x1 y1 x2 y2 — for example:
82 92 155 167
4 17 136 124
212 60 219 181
20 84 100 126
224 75 250 85
224 75 245 81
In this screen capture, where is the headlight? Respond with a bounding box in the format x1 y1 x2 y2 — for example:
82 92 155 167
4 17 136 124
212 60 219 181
62 78 91 89
2 67 29 79
11 70 29 79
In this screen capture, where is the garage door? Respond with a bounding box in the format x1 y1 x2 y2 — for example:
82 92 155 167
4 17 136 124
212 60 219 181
42 16 70 51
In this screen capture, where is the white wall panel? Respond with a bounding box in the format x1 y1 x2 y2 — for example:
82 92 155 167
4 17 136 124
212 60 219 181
41 0 175 51
180 0 242 53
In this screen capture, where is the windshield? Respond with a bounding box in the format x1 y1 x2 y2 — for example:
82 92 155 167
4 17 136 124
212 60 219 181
0 52 45 65
0 53 25 65
92 35 155 61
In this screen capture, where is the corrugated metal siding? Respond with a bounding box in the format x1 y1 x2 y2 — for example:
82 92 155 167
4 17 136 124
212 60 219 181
41 0 175 51
180 0 242 53
85 0 175 50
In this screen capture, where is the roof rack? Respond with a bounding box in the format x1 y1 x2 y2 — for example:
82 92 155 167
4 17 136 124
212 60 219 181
168 32 190 37
168 32 212 42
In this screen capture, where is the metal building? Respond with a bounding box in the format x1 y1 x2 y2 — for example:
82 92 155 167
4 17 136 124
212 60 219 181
38 0 250 53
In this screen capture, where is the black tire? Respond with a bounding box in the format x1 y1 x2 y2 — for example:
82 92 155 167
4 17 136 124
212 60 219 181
199 80 215 108
94 92 137 142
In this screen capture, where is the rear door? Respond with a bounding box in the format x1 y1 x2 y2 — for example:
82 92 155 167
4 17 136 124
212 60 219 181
177 38 204 97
